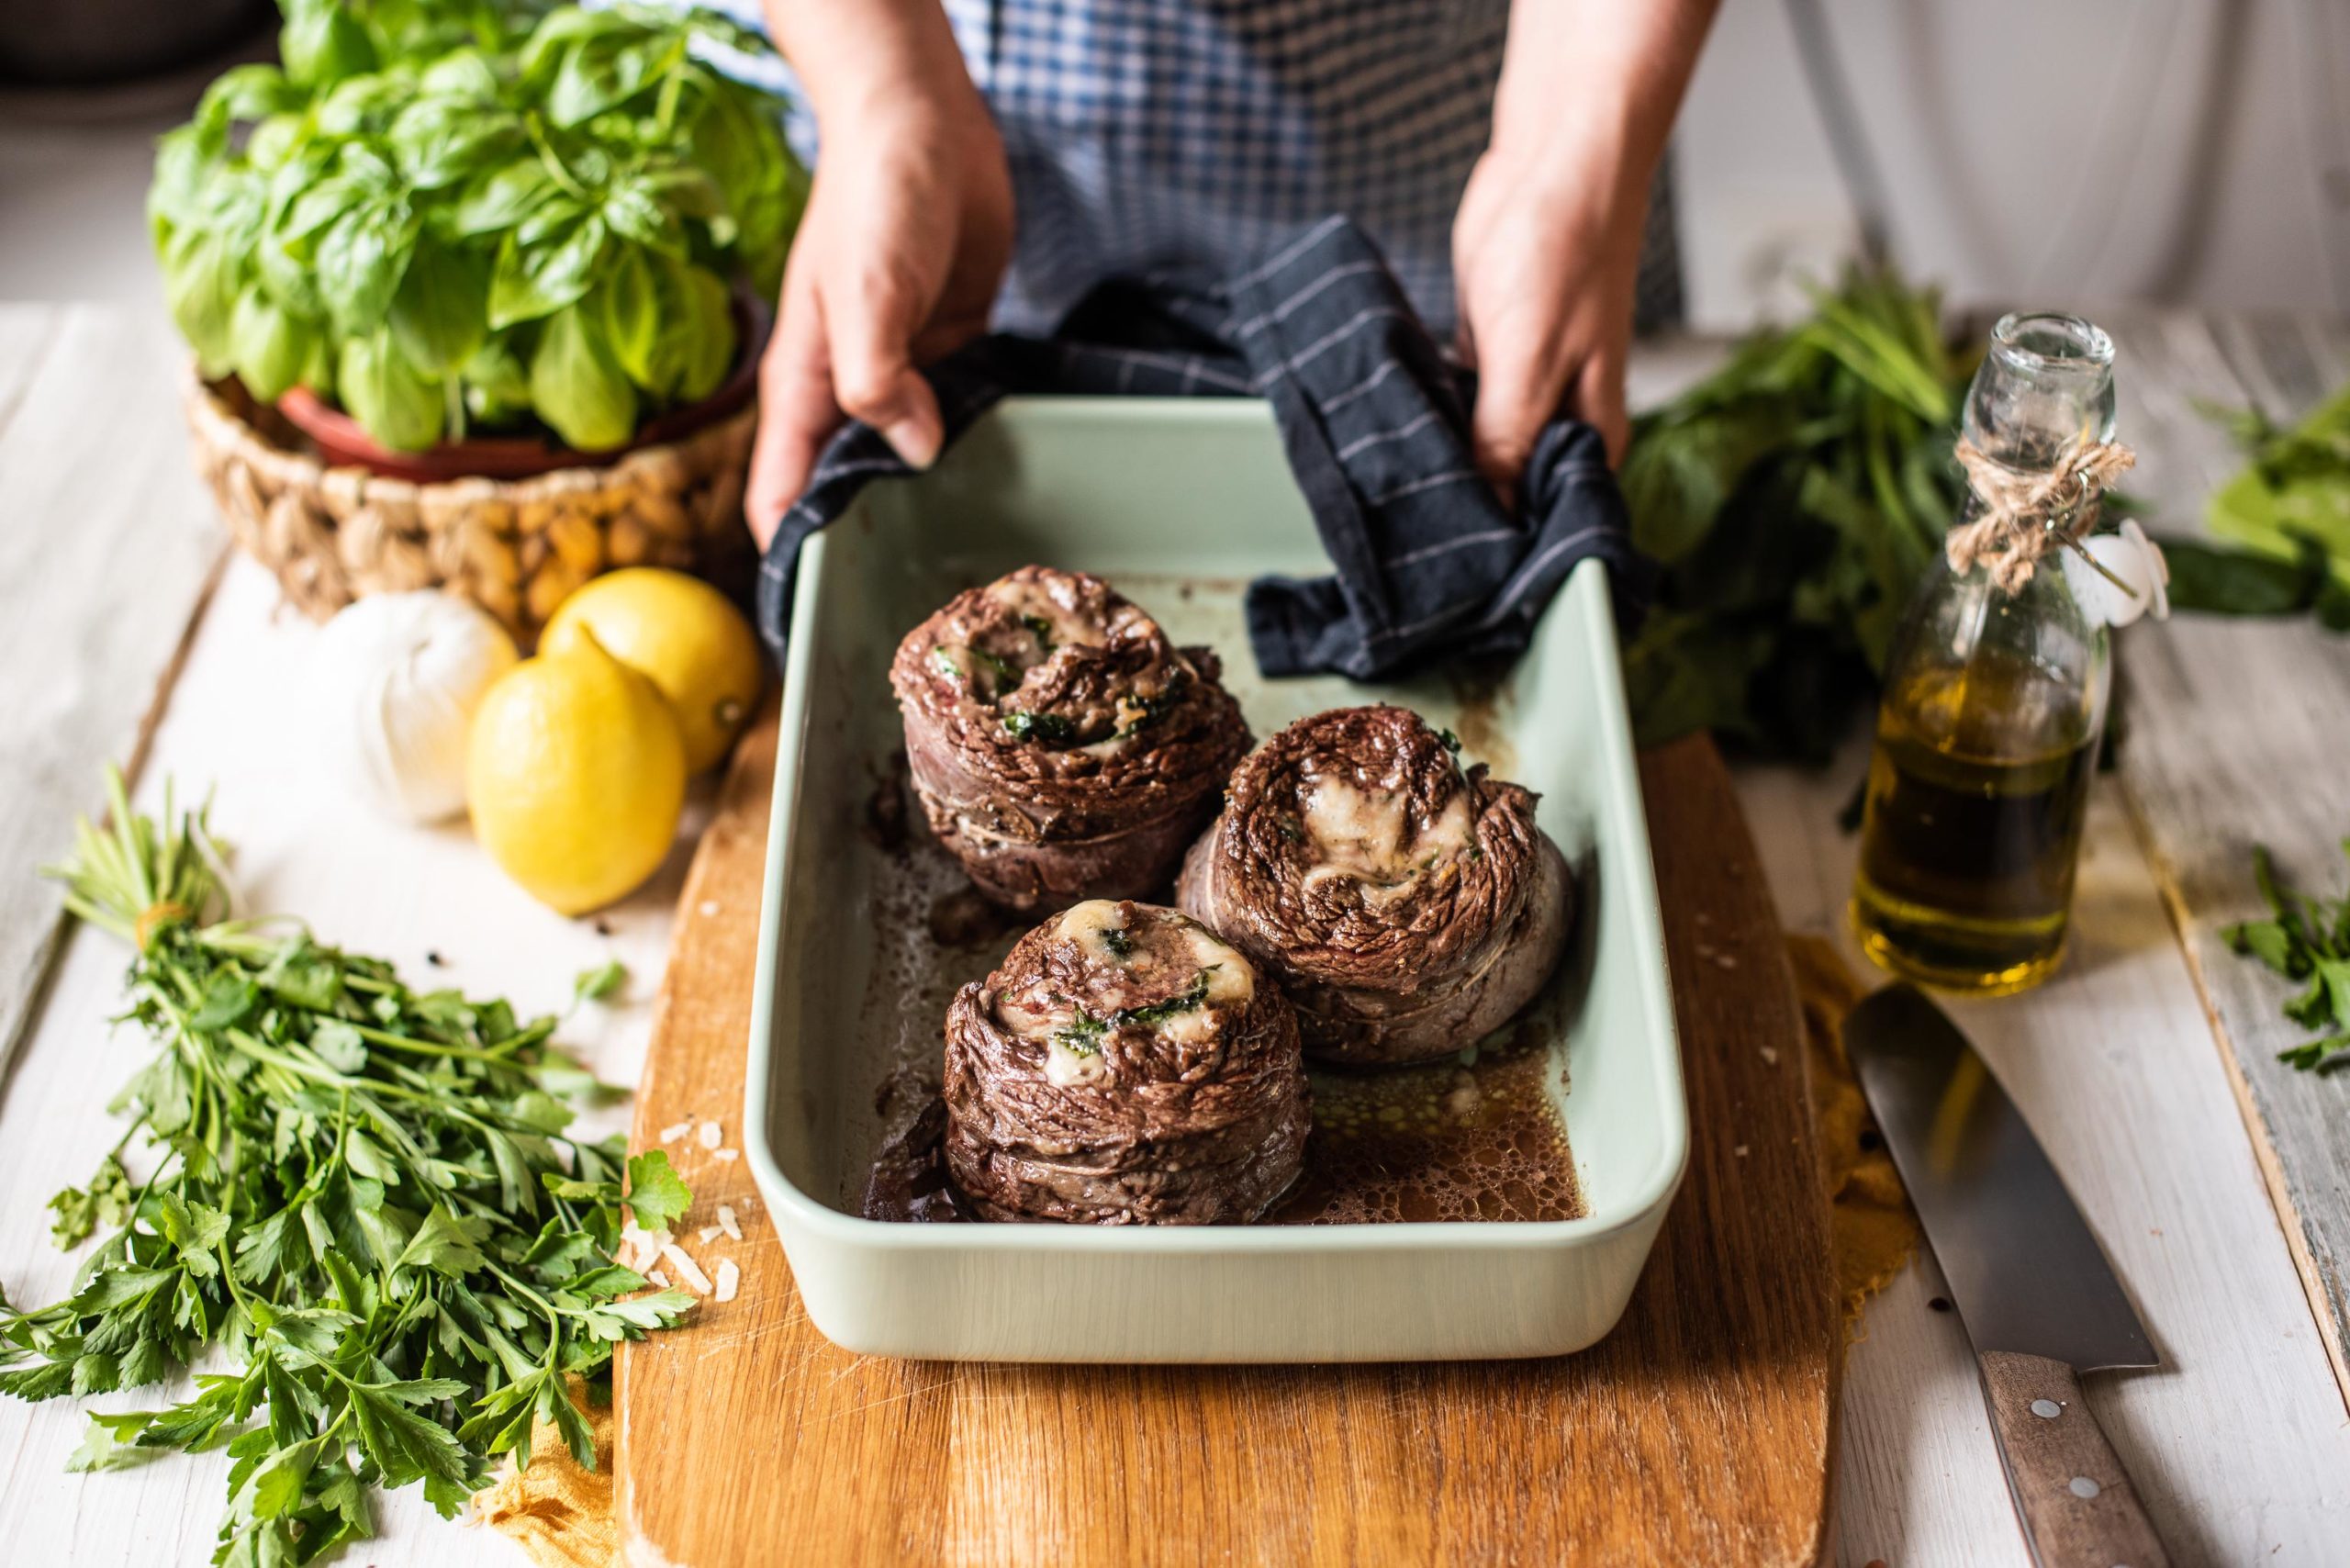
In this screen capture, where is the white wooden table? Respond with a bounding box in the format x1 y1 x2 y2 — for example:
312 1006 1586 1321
5 303 2349 1566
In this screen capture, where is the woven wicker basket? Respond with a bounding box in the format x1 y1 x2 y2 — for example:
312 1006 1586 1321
184 375 758 646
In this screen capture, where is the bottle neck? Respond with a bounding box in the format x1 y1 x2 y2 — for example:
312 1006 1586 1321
1962 313 2116 473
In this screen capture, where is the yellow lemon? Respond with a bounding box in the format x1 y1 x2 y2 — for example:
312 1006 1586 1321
542 567 763 773
466 630 687 915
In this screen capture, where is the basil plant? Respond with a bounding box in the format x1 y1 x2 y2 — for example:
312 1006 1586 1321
151 0 806 453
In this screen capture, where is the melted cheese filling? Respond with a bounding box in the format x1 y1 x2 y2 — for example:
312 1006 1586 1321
1053 900 1132 964
987 579 1100 654
1299 775 1472 898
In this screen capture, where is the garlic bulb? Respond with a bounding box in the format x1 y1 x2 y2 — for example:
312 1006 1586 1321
309 592 520 823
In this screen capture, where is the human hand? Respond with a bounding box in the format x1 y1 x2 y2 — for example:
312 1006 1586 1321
745 90 1013 548
1451 135 1647 507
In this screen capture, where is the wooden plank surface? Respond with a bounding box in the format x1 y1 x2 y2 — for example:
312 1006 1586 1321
2094 308 2350 1398
613 723 1839 1568
0 302 224 1075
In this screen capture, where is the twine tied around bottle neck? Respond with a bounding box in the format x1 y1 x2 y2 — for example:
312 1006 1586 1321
1947 435 2138 593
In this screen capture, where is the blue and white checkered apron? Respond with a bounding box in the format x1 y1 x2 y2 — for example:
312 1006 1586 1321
701 0 1511 335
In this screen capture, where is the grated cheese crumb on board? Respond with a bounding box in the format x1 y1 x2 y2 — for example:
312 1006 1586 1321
717 1204 742 1241
715 1259 740 1303
660 1242 714 1295
698 1121 722 1150
699 1226 722 1244
713 1148 739 1162
647 1269 671 1289
658 1121 693 1144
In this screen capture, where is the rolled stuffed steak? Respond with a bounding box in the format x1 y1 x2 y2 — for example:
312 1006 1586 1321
943 900 1310 1225
1177 704 1571 1067
890 566 1250 912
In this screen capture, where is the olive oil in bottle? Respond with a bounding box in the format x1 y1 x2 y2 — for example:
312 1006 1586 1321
1852 658 2098 994
1850 310 2129 997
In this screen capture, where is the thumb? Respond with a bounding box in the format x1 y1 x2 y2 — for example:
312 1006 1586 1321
1471 334 1567 512
829 277 946 470
1575 350 1629 471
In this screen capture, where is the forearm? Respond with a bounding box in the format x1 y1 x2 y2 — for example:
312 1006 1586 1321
760 0 979 129
1490 0 1718 199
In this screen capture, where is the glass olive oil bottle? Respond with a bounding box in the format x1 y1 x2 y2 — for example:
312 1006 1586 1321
1852 314 2119 995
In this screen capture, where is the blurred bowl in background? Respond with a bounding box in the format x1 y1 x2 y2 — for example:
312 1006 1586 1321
0 0 271 88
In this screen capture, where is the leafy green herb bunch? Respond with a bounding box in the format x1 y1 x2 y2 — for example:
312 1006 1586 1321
1618 266 1976 763
151 0 807 454
0 769 697 1565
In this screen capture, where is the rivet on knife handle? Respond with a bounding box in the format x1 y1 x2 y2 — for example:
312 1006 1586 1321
1977 1350 2171 1568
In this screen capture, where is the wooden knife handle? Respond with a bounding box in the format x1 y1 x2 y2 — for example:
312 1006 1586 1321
1977 1350 2171 1568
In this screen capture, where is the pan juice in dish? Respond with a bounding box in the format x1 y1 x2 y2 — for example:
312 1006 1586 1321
1269 1025 1585 1226
856 570 1585 1227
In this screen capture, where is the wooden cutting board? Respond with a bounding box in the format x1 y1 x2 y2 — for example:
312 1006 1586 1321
613 715 1838 1566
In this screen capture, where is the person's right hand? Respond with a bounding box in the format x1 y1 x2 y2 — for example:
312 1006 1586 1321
745 89 1013 549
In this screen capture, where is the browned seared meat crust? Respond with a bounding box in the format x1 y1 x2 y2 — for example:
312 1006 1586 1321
943 901 1309 1224
1178 704 1570 1067
890 566 1250 913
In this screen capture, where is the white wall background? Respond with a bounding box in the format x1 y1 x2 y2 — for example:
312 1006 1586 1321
1676 0 2350 330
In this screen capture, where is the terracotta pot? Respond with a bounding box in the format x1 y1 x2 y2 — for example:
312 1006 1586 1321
276 286 770 484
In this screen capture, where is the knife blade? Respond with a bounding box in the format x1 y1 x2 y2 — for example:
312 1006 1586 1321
1845 983 2171 1568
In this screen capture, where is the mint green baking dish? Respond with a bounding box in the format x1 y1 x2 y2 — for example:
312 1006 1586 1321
743 397 1686 1362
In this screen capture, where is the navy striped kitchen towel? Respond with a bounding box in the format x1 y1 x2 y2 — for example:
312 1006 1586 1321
755 216 1651 680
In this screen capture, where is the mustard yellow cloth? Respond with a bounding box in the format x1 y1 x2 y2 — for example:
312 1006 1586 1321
474 936 1914 1565
1789 934 1920 1327
468 1385 618 1568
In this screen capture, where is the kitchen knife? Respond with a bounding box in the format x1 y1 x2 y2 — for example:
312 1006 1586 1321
1844 983 2170 1568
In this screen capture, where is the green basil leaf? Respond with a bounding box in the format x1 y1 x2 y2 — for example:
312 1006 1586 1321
196 63 297 125
529 304 636 451
389 96 523 191
315 197 419 334
161 228 242 375
516 6 636 85
688 82 804 295
601 180 684 259
488 209 605 328
461 329 532 423
670 262 735 404
547 35 670 128
278 175 370 249
629 255 734 402
338 330 445 452
388 240 488 375
146 125 222 232
229 292 313 402
315 70 414 139
244 112 308 172
278 0 377 89
418 47 501 102
451 160 559 239
597 246 661 387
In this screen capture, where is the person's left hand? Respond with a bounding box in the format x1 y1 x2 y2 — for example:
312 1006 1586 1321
1451 137 1649 504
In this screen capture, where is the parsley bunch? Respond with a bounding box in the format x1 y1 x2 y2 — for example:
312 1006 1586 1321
2223 842 2350 1071
0 770 695 1565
